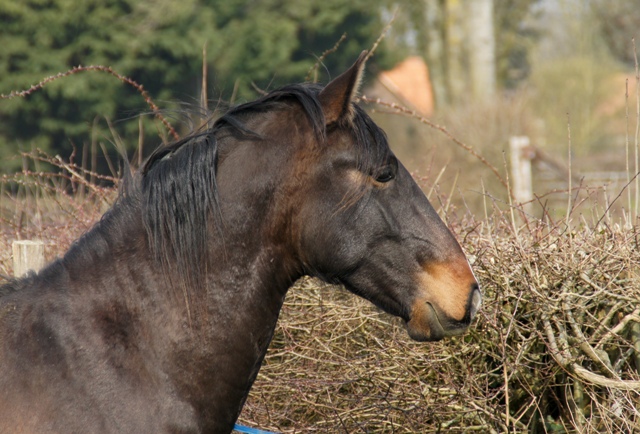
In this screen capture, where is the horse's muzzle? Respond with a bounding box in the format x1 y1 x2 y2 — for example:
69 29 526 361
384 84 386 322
406 283 482 342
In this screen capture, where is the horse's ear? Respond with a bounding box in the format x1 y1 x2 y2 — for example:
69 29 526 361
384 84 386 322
319 50 368 125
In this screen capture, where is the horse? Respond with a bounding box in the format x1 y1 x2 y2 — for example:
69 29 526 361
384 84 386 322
0 52 481 433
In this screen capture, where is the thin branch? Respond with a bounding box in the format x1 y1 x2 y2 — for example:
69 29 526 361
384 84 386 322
1 65 179 141
360 95 508 191
364 7 398 64
306 33 347 83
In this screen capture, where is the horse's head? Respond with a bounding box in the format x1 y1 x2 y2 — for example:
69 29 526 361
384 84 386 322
206 52 479 341
286 52 481 341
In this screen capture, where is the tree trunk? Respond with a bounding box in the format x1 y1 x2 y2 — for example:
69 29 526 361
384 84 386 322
445 0 467 104
422 0 496 106
466 0 496 101
423 0 449 106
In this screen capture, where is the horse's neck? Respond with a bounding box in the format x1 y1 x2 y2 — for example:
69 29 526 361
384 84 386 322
64 196 293 351
59 199 296 429
164 244 295 430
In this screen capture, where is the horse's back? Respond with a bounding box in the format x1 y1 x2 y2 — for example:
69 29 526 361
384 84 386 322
0 266 77 432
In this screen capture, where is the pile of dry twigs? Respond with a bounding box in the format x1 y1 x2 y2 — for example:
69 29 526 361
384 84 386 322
239 210 640 433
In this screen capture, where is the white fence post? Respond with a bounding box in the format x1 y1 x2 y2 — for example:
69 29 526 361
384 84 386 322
12 240 45 277
509 136 533 215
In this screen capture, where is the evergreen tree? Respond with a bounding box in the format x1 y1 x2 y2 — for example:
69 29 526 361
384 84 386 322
0 0 394 172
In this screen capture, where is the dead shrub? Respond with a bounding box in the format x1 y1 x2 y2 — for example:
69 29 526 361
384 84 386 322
239 209 640 433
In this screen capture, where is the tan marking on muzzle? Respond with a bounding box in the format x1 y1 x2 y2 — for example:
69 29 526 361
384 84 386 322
406 298 443 341
415 257 477 322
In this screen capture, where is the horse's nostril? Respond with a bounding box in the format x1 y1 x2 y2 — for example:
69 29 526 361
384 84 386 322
469 285 482 320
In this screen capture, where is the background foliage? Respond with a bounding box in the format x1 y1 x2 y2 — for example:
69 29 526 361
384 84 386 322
0 0 401 171
2 0 639 176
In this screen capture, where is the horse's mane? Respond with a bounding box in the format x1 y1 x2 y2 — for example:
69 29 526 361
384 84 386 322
138 83 391 291
138 85 325 283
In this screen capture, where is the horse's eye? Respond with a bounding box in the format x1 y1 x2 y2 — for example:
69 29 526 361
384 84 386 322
373 167 395 184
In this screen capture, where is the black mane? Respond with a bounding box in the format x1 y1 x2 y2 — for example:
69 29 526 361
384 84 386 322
137 83 391 291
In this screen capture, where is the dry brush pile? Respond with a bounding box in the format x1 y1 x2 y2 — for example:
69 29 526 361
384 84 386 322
239 211 640 433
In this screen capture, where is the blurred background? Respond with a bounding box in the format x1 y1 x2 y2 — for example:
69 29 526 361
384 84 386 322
1 0 638 218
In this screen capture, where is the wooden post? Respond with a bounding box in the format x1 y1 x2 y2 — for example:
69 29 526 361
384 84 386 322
509 136 533 215
12 240 45 277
